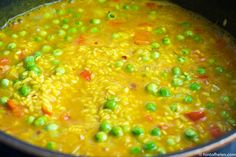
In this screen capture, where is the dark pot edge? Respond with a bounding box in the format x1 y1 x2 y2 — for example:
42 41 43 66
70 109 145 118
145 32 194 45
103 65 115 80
0 129 235 157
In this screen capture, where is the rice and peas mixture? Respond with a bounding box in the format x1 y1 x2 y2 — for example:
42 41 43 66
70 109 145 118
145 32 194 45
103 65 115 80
0 0 236 156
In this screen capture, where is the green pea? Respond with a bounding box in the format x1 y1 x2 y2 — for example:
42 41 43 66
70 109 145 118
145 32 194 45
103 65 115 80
34 36 42 42
178 57 186 63
162 37 171 45
68 27 77 33
183 72 192 81
51 59 60 65
151 42 160 49
55 67 65 75
56 9 65 15
184 128 197 139
97 0 106 3
95 131 107 142
41 45 52 53
167 138 175 145
90 19 101 25
80 26 87 32
131 126 144 136
45 123 59 131
220 111 230 119
74 13 81 18
189 82 201 91
62 24 69 29
111 126 123 137
172 67 181 75
112 33 121 39
24 56 35 69
221 96 230 103
33 51 41 59
53 49 63 56
172 78 183 87
107 11 115 19
18 31 26 37
3 50 10 55
27 115 35 124
46 141 56 150
34 116 47 127
205 102 214 109
197 67 206 75
157 147 166 155
184 95 193 103
154 27 166 34
0 97 9 105
99 121 112 133
104 99 118 110
19 85 31 97
227 118 236 126
141 55 150 62
30 66 41 75
131 5 139 10
150 127 161 136
169 103 178 112
19 71 28 80
208 58 215 64
192 34 202 42
12 34 18 39
1 79 10 88
123 5 130 10
39 30 47 37
58 29 66 36
44 13 52 19
130 146 142 154
0 41 4 47
64 36 73 42
181 48 190 55
52 19 60 24
124 64 135 73
151 51 160 59
90 27 99 33
176 34 185 41
7 42 16 49
159 87 171 97
184 30 194 37
122 124 130 133
181 21 190 27
143 141 157 151
215 66 224 73
75 21 83 26
145 83 158 95
145 102 157 112
114 60 124 68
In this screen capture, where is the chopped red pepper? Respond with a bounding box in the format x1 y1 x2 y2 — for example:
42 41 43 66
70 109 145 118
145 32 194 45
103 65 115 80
7 99 23 117
80 70 92 81
133 31 151 45
42 104 53 116
185 111 206 121
107 20 123 27
215 38 226 49
209 124 223 138
75 35 85 45
144 114 153 122
146 2 157 9
0 58 9 66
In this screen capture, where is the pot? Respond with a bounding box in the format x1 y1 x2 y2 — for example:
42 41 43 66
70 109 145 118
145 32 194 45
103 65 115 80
0 0 235 156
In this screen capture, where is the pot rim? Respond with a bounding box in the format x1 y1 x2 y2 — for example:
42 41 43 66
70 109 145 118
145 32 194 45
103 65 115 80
0 129 235 157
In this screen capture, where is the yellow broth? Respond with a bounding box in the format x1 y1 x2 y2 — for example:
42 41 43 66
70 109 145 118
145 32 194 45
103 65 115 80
0 0 235 156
